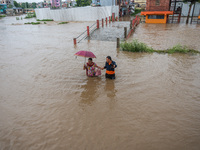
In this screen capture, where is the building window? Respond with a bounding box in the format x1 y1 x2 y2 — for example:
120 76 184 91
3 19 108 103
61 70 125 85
148 15 164 19
156 0 160 5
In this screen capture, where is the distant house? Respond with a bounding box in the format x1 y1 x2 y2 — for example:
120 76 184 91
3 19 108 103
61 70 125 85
141 0 173 23
44 0 51 8
51 0 62 8
1 0 13 6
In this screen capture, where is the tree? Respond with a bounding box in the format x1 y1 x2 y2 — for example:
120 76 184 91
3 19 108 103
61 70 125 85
21 3 26 9
184 0 200 24
14 1 19 7
76 0 92 7
32 2 36 8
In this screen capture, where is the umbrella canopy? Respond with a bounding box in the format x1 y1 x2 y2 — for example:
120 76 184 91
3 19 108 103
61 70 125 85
75 51 96 58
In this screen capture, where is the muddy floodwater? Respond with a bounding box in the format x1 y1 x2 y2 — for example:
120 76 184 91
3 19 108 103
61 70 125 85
0 16 200 150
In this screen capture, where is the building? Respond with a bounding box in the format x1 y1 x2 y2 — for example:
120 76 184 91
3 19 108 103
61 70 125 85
141 0 173 23
51 0 62 8
1 0 13 6
92 0 116 6
44 0 51 8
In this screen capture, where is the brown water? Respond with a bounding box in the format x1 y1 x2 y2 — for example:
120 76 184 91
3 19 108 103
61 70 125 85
0 16 200 150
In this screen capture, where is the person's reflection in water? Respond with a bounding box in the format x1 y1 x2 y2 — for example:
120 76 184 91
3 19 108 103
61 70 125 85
105 79 117 99
79 77 101 106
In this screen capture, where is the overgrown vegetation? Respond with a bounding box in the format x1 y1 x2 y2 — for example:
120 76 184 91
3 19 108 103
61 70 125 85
0 14 6 17
58 22 69 24
76 0 91 7
25 12 36 19
131 8 142 17
120 40 200 54
24 22 40 25
37 19 53 21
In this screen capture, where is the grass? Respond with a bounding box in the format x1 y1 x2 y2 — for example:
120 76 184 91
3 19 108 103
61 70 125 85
37 19 53 21
24 22 41 25
0 14 6 17
120 40 154 53
25 12 36 19
131 8 142 17
120 40 200 54
58 22 69 24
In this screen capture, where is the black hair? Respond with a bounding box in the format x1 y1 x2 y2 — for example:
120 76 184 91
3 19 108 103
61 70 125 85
88 58 92 61
106 56 112 60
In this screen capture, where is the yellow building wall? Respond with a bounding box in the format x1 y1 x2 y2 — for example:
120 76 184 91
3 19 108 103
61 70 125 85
145 15 167 24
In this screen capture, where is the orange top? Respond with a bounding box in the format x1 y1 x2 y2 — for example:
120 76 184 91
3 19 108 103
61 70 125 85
198 15 200 19
141 11 174 15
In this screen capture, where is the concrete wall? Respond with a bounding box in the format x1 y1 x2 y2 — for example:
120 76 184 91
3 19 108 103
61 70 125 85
35 6 119 21
182 3 200 16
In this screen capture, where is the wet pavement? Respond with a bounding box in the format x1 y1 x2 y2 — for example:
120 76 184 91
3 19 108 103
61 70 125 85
0 16 200 150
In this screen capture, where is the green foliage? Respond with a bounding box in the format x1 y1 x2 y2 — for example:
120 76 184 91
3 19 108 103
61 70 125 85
32 2 37 8
58 22 69 24
14 1 19 7
120 40 154 52
24 22 41 25
44 22 47 24
120 40 200 54
37 19 53 21
8 4 13 8
25 12 36 19
16 17 20 20
131 8 142 17
76 0 92 7
0 14 6 17
21 2 29 9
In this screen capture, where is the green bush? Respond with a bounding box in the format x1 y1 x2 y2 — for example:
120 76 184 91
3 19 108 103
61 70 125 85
120 40 154 52
120 40 200 54
37 19 53 21
24 22 40 25
0 14 6 17
25 13 35 19
58 22 69 24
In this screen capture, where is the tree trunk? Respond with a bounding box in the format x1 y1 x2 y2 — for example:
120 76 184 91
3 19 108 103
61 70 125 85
186 3 193 24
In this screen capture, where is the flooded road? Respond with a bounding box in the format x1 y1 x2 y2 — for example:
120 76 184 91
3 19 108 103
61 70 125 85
0 16 200 150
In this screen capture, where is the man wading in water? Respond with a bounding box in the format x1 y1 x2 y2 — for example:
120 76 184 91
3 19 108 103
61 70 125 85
101 56 117 79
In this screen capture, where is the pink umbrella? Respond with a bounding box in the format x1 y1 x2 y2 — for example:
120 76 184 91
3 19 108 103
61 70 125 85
75 51 96 58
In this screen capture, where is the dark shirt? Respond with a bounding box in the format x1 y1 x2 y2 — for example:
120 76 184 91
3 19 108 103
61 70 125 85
104 61 117 74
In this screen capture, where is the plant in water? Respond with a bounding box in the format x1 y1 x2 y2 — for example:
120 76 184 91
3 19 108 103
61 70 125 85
44 22 47 24
25 13 35 19
37 19 53 21
120 40 200 54
120 40 154 52
58 22 69 24
16 17 20 20
24 22 40 25
0 14 6 17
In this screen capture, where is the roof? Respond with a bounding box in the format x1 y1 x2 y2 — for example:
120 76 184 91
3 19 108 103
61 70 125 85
141 11 174 15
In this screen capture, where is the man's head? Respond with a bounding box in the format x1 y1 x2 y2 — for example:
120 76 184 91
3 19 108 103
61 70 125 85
106 56 112 63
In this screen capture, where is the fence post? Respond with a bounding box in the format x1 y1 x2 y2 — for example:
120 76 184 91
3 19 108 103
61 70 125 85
112 13 115 22
87 26 90 36
73 38 77 45
97 20 99 29
117 38 120 48
102 18 104 27
130 20 132 29
109 16 111 23
124 27 127 39
106 17 108 25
